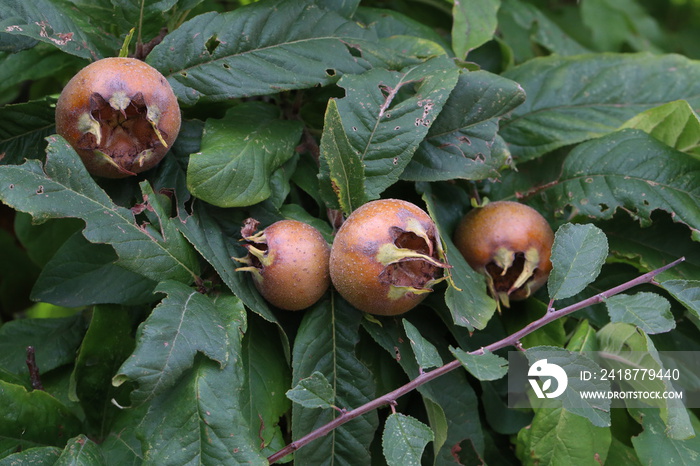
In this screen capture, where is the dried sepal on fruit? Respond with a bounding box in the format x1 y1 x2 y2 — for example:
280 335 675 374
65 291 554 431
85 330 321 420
55 57 181 178
235 218 331 311
329 199 449 316
453 200 554 309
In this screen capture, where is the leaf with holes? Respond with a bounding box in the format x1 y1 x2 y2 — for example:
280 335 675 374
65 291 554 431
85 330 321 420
318 54 459 213
402 70 526 182
541 130 700 241
147 0 372 105
382 413 434 466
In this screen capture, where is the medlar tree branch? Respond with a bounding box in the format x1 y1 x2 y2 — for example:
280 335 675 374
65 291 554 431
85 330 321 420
268 256 685 464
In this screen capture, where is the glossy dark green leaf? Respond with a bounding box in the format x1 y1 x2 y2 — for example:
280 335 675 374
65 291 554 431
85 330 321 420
0 314 85 376
147 0 372 105
291 296 378 465
0 380 82 456
501 54 700 161
541 130 700 240
0 98 55 165
70 305 134 438
137 294 267 465
0 136 200 285
113 281 228 406
32 232 157 307
241 315 291 456
420 183 497 331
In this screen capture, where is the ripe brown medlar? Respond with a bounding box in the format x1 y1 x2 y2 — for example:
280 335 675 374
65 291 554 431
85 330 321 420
453 200 554 307
236 219 331 311
329 199 448 316
55 57 181 178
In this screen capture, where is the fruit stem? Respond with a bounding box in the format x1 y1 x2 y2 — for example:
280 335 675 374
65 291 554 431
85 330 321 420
267 256 685 464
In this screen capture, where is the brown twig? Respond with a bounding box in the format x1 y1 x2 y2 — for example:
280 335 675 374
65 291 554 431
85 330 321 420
267 256 685 464
26 346 44 391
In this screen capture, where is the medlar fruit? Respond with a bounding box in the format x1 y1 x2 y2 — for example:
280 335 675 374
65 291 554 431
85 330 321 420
55 57 181 178
236 219 331 311
453 200 554 307
329 199 448 316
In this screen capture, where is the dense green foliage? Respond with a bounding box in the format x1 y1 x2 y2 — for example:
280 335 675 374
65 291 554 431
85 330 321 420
1 0 700 464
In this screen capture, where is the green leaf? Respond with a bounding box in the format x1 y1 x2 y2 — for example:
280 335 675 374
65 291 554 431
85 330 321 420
147 0 372 105
319 55 459 213
516 407 611 466
602 211 700 281
581 0 663 52
113 281 229 407
403 70 526 182
403 319 443 370
70 305 134 439
0 136 200 285
187 102 303 207
450 347 508 381
286 371 335 409
241 315 291 456
291 297 378 465
660 279 700 319
31 232 157 307
382 413 434 466
318 98 367 213
137 295 267 465
55 435 106 466
597 323 693 439
0 447 62 466
548 223 609 301
0 98 55 165
632 410 700 464
0 0 102 59
606 292 674 334
497 0 590 63
541 130 700 240
501 53 700 161
420 182 497 331
0 380 82 455
362 317 485 463
452 0 499 58
621 100 700 157
0 314 85 376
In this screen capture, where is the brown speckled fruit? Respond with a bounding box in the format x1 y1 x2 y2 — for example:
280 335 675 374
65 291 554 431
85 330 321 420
329 199 447 316
55 57 181 178
453 201 554 307
236 219 331 311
